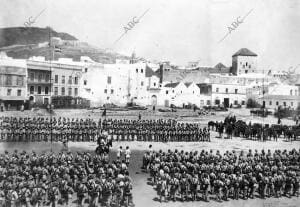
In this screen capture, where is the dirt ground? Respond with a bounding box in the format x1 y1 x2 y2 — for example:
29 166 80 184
0 108 299 207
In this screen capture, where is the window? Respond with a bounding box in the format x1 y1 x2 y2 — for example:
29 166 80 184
226 88 228 93
246 62 248 66
85 68 88 72
141 69 144 73
68 76 72 84
111 89 114 94
30 86 34 94
141 81 144 86
172 90 174 93
107 76 111 84
136 69 138 73
61 87 65 95
38 74 42 82
283 102 286 107
207 100 211 105
30 73 34 81
62 76 65 84
181 91 182 94
234 100 238 105
276 101 279 106
74 77 78 85
166 90 169 95
235 89 238 94
193 91 194 94
45 74 50 82
74 88 78 96
249 65 251 68
243 65 245 68
68 88 72 96
107 97 110 100
245 70 248 73
104 89 107 94
7 89 11 96
269 101 272 105
17 90 21 96
45 87 49 95
6 75 12 85
84 80 87 85
154 83 156 87
216 88 219 92
54 87 58 95
17 76 23 86
38 86 42 94
55 75 58 83
290 90 293 95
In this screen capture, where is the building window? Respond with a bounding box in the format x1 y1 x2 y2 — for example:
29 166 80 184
246 62 248 66
207 100 211 105
30 86 34 94
283 102 286 107
136 69 138 73
104 89 107 94
276 101 279 106
154 83 156 87
84 80 87 85
216 88 219 92
107 97 110 100
234 100 238 105
141 81 144 86
17 90 21 96
68 88 72 96
68 76 72 84
85 68 88 72
62 76 65 84
6 75 12 85
166 90 168 95
75 77 78 85
141 69 144 73
30 73 34 81
111 89 114 94
107 76 111 84
181 91 182 94
172 90 174 93
7 89 11 96
295 90 298 96
37 86 42 94
226 88 228 93
38 74 42 82
235 89 238 94
249 65 251 68
54 87 58 95
55 75 58 83
245 70 248 73
269 101 272 105
45 74 50 82
290 90 293 95
74 88 78 96
61 87 65 96
17 76 23 86
45 87 49 95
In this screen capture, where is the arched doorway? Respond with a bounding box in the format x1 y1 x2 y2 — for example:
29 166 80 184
151 95 157 106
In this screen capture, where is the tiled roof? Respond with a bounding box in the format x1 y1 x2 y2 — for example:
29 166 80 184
164 82 180 88
184 82 193 87
232 48 257 57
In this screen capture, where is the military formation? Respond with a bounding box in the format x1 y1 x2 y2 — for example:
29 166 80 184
0 150 133 207
0 117 211 142
142 148 300 202
209 115 300 141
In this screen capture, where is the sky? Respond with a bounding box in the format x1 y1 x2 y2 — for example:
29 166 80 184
0 0 300 71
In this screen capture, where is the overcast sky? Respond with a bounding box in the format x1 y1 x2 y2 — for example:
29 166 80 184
0 0 299 70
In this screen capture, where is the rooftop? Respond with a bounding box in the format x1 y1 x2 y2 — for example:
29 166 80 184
232 48 258 57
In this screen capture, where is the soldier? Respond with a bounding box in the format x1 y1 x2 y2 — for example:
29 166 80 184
48 182 60 207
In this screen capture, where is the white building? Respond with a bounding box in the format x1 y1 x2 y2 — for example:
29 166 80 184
231 48 258 75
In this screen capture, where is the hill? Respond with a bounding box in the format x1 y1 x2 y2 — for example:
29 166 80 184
0 27 130 63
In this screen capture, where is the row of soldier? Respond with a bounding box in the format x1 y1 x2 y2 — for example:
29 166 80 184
0 150 133 207
0 116 211 142
142 148 299 202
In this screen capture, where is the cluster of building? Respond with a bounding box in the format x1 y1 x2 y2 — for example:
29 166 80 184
0 47 299 111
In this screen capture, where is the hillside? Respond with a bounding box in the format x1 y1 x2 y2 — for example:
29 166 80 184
0 27 130 63
0 27 77 47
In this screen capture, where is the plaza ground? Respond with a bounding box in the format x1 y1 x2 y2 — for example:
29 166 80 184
0 108 299 207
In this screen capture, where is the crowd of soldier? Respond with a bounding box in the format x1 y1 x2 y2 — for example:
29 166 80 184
142 148 299 203
0 150 133 207
0 117 211 142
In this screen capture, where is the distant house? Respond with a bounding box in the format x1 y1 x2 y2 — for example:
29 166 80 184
231 48 258 75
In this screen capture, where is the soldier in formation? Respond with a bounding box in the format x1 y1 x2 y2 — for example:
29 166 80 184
0 150 133 207
142 148 300 203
